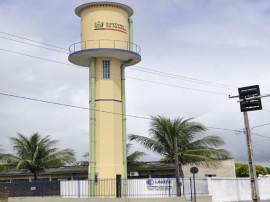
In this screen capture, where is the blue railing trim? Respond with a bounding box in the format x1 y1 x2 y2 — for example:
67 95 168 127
69 48 141 58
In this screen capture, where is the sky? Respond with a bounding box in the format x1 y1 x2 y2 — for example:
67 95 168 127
0 0 270 166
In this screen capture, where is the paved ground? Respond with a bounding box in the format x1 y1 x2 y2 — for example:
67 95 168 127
231 201 270 202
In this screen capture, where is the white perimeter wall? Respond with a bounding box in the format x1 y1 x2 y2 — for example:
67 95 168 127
7 177 270 202
208 177 270 202
8 197 214 202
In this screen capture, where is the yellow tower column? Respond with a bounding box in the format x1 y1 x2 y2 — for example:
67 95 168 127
95 57 123 178
68 2 141 197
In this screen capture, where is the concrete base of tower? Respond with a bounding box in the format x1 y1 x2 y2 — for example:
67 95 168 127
69 48 141 67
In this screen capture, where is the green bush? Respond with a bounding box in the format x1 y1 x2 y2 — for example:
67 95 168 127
235 163 268 177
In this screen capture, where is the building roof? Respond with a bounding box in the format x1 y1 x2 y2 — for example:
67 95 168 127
142 162 176 171
0 167 88 177
0 163 175 177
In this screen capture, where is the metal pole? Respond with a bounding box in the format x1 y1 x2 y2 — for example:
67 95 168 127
243 111 260 202
128 18 133 51
182 176 185 196
169 180 171 197
89 57 96 197
193 173 196 202
121 60 132 197
174 136 181 197
190 177 193 202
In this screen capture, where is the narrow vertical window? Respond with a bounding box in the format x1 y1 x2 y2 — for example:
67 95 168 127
102 60 111 80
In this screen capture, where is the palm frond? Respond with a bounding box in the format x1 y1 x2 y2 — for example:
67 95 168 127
182 153 222 168
189 135 225 148
129 134 164 154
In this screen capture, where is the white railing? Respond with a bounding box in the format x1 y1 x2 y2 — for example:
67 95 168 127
60 177 270 201
60 178 208 198
69 39 141 55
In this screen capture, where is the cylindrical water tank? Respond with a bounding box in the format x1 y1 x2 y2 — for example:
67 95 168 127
75 2 133 50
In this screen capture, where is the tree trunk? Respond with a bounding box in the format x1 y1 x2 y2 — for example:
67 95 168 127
179 163 184 178
33 172 38 181
174 137 181 197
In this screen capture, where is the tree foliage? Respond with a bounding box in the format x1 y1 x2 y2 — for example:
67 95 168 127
235 163 249 177
235 163 268 177
256 165 268 176
0 133 75 180
266 167 270 174
129 115 231 177
127 143 146 172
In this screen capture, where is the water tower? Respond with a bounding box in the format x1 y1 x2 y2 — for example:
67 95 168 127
68 1 141 196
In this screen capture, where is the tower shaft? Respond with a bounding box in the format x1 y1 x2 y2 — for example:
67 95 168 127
93 58 123 178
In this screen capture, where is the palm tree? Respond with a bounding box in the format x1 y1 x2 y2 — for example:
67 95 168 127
0 133 75 180
74 152 89 167
129 115 231 177
127 143 146 172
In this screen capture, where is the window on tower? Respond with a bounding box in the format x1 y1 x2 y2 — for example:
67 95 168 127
101 60 111 80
